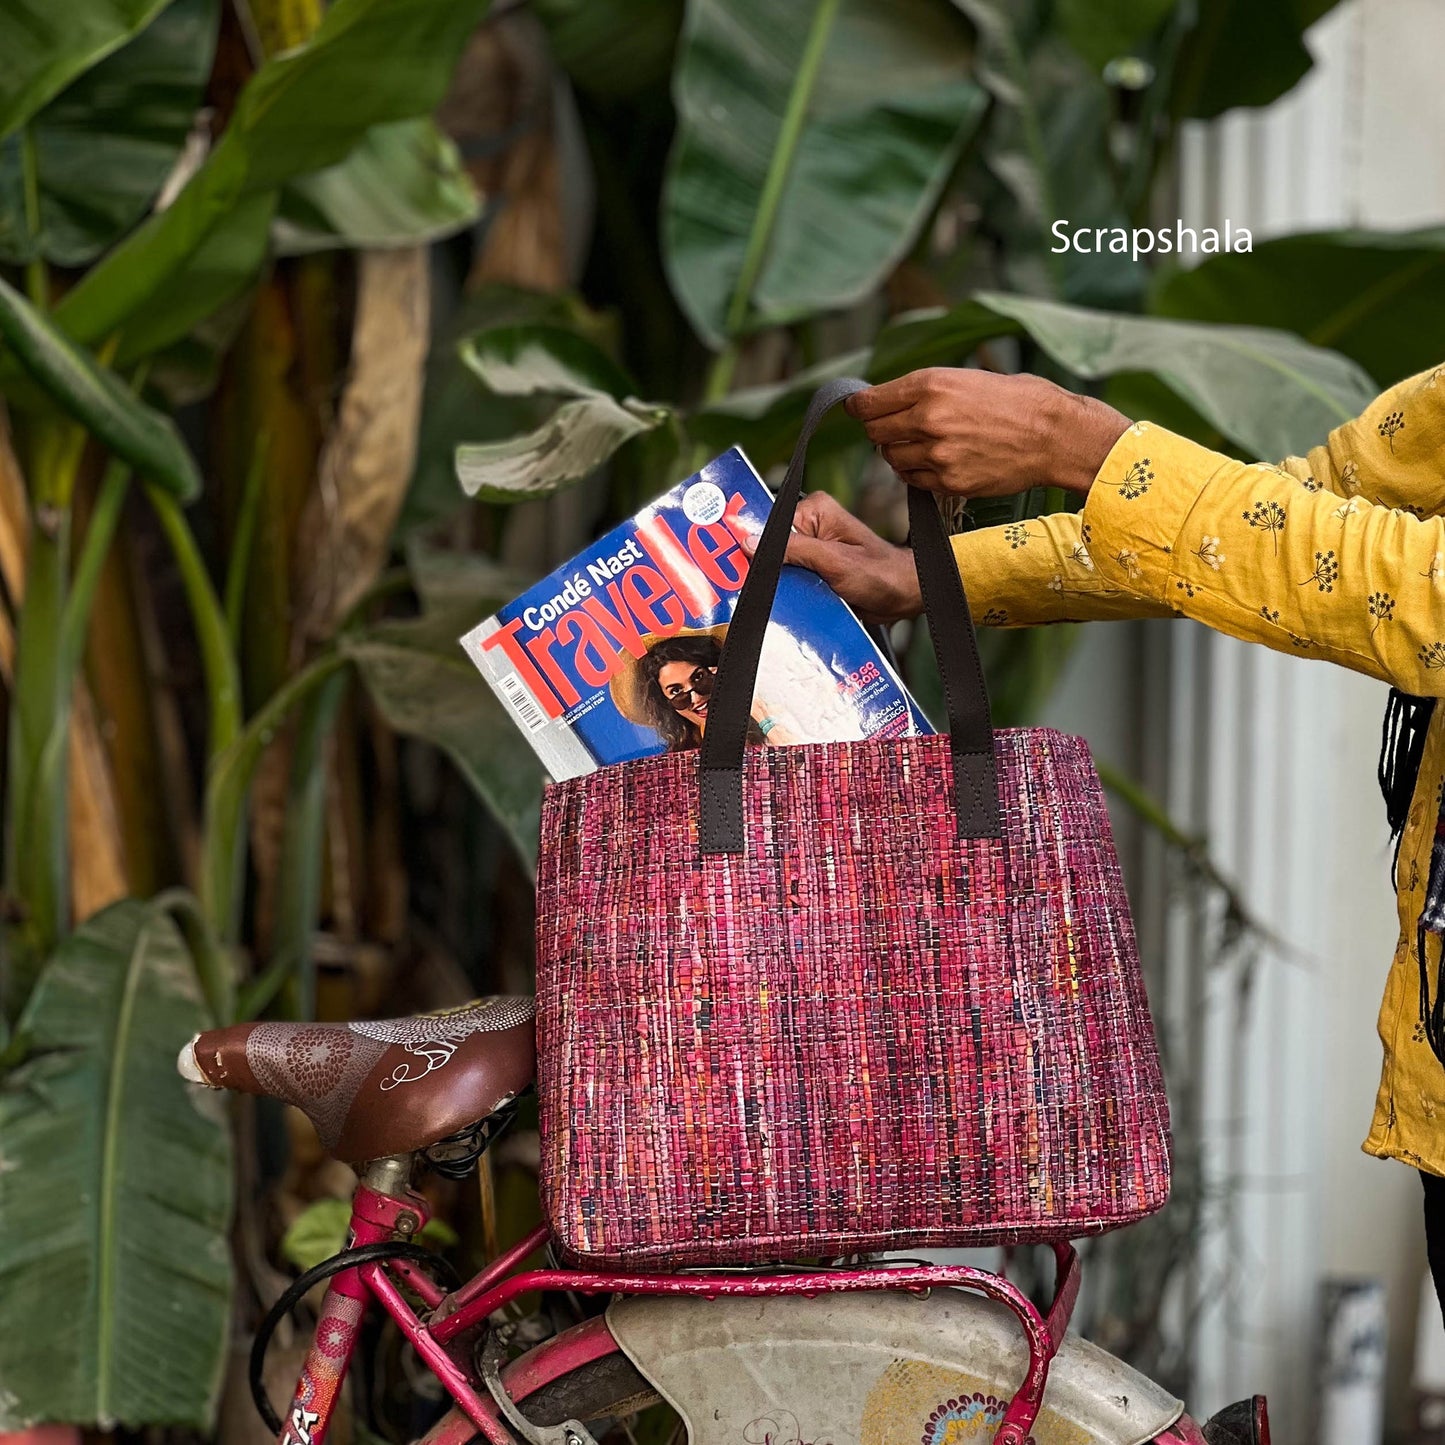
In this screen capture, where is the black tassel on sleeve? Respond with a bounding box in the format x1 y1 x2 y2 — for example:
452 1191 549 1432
1381 687 1445 1068
1380 687 1436 867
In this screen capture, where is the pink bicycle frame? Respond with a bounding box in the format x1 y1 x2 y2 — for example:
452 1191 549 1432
275 1177 1210 1445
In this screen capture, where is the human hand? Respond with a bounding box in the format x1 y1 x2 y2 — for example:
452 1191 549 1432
846 367 1130 499
748 697 796 744
759 492 922 626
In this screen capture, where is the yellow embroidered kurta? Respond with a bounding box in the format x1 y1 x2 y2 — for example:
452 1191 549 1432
951 363 1445 1175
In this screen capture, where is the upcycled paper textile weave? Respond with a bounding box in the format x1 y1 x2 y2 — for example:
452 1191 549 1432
535 728 1171 1267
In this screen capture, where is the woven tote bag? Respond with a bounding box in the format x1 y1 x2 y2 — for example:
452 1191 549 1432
535 377 1171 1268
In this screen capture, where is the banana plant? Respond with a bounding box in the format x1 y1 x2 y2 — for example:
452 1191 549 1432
0 901 233 1429
1149 225 1445 387
0 0 494 988
45 0 493 364
0 0 220 271
0 0 178 142
0 0 497 1425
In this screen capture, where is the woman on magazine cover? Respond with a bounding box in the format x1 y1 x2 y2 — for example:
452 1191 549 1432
610 627 799 753
780 361 1445 1319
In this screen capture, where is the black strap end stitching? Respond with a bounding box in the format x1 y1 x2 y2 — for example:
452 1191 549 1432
700 766 744 854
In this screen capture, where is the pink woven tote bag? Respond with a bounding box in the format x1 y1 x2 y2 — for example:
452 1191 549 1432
535 378 1171 1268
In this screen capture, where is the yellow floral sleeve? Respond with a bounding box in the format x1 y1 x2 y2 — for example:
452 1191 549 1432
950 364 1445 638
1083 365 1445 693
1309 364 1445 509
949 511 1175 627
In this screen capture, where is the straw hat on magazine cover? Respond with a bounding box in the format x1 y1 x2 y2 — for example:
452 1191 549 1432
609 625 798 751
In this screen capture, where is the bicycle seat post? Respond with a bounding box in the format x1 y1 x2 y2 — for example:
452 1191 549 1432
362 1154 414 1201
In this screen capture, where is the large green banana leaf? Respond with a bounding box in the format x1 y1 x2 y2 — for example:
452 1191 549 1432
663 0 986 345
51 0 491 358
1149 227 1445 388
0 900 233 1427
0 0 176 143
405 542 535 623
274 118 480 256
107 191 276 371
687 300 1012 464
0 0 219 268
977 291 1378 459
1171 0 1345 120
452 324 674 502
132 118 478 383
345 619 545 871
399 286 619 537
0 275 201 499
694 294 1377 469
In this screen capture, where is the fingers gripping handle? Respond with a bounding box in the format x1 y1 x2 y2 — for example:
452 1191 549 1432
698 378 1002 853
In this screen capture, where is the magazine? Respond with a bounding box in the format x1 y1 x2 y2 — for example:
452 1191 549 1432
460 447 933 780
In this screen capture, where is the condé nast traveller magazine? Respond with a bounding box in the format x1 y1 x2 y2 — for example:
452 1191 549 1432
461 449 931 780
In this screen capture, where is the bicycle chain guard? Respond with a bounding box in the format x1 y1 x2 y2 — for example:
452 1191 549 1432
479 1327 604 1445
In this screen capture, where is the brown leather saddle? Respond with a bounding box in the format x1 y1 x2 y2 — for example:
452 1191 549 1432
179 997 536 1162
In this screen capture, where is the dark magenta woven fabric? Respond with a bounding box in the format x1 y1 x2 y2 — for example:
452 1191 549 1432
535 728 1171 1267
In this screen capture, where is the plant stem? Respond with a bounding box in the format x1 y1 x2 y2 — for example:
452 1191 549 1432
146 485 254 942
200 650 351 942
19 125 47 311
272 668 348 1020
690 0 840 462
224 432 268 650
145 485 241 760
235 952 292 1022
58 361 151 684
721 0 843 338
1122 2 1191 224
701 343 741 404
689 344 742 470
145 483 252 942
154 887 235 1026
59 456 129 680
7 517 67 969
3 419 85 1010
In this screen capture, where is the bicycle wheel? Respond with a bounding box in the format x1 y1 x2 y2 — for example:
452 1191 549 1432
410 1351 666 1445
519 1350 662 1425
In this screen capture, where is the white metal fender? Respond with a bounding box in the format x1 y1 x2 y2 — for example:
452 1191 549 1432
607 1288 1183 1445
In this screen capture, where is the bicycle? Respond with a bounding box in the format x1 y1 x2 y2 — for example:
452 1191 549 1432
180 997 1269 1445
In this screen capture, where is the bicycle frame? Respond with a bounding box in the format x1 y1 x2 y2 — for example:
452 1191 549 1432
275 1163 1213 1445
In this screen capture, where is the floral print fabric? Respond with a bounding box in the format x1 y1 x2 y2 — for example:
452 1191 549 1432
950 363 1445 1174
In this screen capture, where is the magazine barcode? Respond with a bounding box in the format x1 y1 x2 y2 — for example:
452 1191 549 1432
499 672 547 732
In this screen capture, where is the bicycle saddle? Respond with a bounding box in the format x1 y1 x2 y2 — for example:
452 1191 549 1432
178 997 535 1162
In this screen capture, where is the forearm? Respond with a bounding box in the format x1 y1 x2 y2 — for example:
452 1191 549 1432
951 511 1175 627
1085 421 1445 692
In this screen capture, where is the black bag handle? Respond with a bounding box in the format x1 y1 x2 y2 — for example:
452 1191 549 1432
699 376 1001 853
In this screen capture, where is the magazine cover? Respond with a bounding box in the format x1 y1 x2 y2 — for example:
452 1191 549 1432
460 448 933 780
